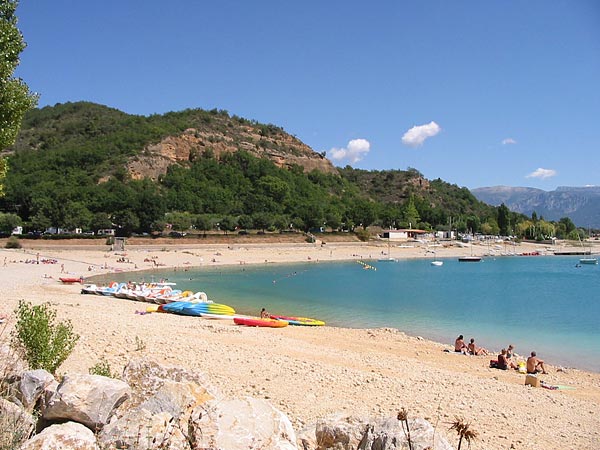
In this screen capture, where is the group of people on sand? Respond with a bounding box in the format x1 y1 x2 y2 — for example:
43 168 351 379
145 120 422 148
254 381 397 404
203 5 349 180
454 335 489 356
455 335 548 374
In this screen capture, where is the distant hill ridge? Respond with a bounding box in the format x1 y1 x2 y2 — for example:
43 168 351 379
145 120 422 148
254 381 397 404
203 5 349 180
472 185 600 228
7 101 336 179
2 101 500 236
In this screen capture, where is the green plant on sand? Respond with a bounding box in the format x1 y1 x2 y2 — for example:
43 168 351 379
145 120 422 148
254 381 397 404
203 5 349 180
4 236 21 249
11 300 79 375
89 358 116 378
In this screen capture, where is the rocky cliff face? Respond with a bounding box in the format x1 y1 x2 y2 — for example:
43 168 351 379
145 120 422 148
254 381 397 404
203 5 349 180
472 185 600 227
127 126 337 181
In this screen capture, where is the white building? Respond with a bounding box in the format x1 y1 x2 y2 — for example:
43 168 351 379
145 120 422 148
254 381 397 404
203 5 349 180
382 229 428 240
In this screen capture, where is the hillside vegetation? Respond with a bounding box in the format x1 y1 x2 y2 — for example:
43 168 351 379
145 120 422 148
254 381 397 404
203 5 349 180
1 102 518 237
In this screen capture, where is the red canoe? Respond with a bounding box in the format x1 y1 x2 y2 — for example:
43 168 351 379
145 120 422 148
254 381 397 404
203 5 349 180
59 277 83 284
233 316 288 328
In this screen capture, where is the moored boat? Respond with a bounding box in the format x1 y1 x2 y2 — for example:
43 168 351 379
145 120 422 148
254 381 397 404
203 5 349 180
458 256 481 262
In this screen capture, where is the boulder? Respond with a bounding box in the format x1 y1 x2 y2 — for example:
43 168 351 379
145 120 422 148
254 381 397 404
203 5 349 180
191 396 297 450
18 369 55 411
0 397 36 448
121 358 222 407
300 415 454 450
99 379 212 450
20 421 99 450
42 374 130 430
99 409 190 450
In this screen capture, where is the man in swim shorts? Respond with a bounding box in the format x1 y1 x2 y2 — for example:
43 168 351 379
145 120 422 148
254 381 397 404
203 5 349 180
526 351 548 374
454 335 467 353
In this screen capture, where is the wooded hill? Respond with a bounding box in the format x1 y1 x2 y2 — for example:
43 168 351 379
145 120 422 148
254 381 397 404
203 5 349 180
0 102 513 237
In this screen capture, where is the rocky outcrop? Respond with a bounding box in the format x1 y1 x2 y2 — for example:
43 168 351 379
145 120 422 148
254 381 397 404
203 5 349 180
20 422 99 450
2 355 453 450
18 369 55 411
191 396 297 450
298 414 454 450
127 127 337 181
42 374 131 430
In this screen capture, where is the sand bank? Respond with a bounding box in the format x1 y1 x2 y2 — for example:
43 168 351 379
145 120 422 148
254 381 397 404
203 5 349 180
1 239 599 450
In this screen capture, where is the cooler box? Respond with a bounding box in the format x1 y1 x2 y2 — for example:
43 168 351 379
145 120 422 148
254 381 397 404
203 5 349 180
525 374 540 387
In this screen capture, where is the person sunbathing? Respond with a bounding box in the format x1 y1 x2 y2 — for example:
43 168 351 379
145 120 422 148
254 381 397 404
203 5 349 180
526 351 548 374
497 348 517 370
467 338 489 356
454 335 468 353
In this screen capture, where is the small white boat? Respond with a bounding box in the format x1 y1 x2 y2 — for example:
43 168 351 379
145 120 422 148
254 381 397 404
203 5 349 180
579 257 598 265
458 256 481 262
429 250 443 266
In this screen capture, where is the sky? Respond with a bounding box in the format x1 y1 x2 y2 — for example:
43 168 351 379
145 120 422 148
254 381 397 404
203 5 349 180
13 1 600 190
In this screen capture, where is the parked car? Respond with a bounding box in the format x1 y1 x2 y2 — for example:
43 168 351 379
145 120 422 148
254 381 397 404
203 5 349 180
169 231 187 238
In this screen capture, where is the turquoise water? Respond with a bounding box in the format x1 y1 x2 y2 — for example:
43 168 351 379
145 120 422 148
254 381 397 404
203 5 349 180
105 256 600 372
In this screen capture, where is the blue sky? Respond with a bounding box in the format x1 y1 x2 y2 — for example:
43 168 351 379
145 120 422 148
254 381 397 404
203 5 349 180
14 1 600 190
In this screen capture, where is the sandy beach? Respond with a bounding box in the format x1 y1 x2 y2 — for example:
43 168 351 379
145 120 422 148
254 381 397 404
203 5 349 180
1 237 599 450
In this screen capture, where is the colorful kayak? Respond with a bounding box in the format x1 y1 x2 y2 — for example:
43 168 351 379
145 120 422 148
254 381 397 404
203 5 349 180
160 301 235 316
270 315 325 326
234 316 289 328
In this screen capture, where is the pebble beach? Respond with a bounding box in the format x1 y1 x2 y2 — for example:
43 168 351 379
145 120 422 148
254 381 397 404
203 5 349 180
1 238 599 450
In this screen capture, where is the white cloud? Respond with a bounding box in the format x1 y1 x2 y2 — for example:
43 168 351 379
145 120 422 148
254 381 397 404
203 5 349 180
328 138 370 164
502 138 517 145
526 168 557 179
401 121 441 147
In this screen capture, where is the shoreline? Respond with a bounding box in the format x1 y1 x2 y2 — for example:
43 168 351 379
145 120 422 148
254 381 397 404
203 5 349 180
1 239 600 449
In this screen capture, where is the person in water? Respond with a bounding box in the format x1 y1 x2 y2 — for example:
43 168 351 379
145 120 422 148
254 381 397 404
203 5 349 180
526 351 548 374
454 335 468 353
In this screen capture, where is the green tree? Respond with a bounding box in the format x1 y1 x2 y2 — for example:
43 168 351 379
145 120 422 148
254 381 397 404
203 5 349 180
252 212 273 232
0 211 21 233
219 215 237 234
497 203 511 236
403 195 421 228
62 201 92 231
237 214 253 231
1 0 38 195
465 215 481 234
558 217 576 235
165 211 193 231
194 214 213 236
90 212 113 232
112 210 140 236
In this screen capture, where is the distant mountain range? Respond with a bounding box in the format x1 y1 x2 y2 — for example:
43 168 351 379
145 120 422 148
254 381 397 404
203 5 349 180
471 186 600 228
